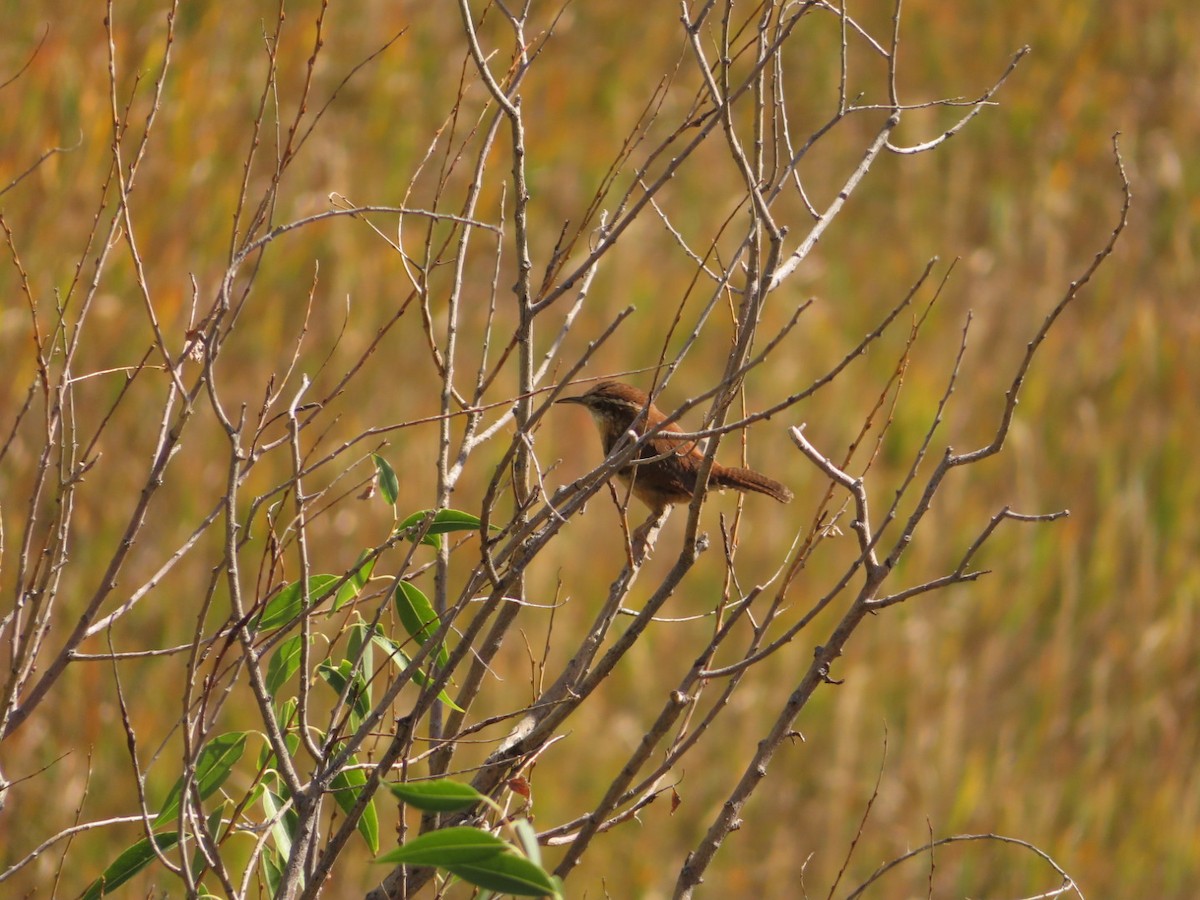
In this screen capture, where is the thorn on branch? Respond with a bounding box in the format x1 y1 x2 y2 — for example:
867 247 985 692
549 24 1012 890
819 662 844 686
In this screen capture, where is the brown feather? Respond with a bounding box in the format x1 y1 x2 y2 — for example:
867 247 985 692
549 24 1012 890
557 381 793 515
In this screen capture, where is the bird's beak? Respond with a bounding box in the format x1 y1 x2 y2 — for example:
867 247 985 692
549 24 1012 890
555 394 586 405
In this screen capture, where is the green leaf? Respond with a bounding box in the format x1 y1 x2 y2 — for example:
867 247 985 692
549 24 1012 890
266 635 305 697
388 778 485 813
260 845 284 898
278 697 299 732
513 818 542 866
373 453 400 506
155 732 247 828
368 629 410 670
369 631 463 712
393 581 450 669
262 786 297 859
316 660 370 729
447 851 562 898
191 802 227 883
257 574 340 630
395 510 441 548
334 550 377 611
346 620 374 708
330 753 380 853
395 508 493 549
259 701 300 762
81 831 180 900
261 785 306 892
375 826 508 866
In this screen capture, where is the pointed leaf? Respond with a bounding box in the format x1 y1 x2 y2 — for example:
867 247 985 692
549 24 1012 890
316 660 370 729
260 845 284 898
447 851 562 897
395 510 442 548
81 831 180 900
347 621 374 690
388 778 485 813
257 574 340 630
369 631 463 712
393 581 450 669
376 826 508 866
191 802 227 883
155 732 247 828
373 454 400 506
513 818 542 866
395 508 494 549
273 698 299 738
262 786 297 858
330 754 380 853
266 635 305 697
334 550 377 611
368 629 411 670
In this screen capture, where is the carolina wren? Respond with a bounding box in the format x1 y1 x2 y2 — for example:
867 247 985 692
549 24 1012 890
556 381 793 516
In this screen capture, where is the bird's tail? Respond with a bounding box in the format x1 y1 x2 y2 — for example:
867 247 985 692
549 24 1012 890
712 467 794 503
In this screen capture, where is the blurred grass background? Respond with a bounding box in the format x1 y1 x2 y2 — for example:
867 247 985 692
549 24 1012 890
0 1 1196 896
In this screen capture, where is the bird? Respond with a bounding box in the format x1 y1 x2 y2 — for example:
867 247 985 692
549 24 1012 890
556 381 793 516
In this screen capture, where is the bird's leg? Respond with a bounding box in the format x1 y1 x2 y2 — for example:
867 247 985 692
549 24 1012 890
630 506 670 563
